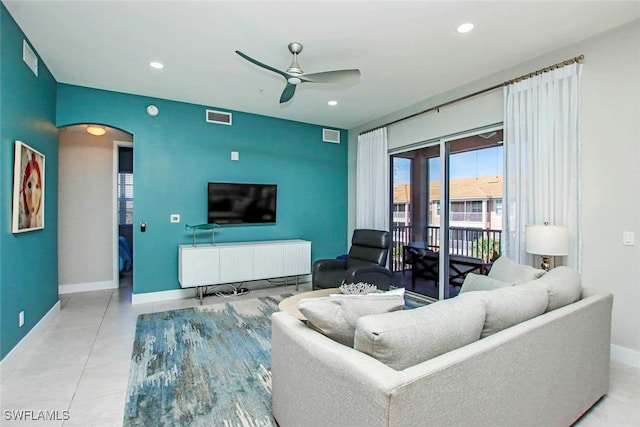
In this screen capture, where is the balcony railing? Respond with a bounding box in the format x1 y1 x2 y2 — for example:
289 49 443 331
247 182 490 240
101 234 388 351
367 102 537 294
392 225 502 272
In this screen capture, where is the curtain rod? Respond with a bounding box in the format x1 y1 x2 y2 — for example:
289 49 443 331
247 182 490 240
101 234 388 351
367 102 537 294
360 54 584 136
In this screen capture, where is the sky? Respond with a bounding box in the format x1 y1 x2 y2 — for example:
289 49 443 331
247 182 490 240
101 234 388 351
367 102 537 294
393 146 503 184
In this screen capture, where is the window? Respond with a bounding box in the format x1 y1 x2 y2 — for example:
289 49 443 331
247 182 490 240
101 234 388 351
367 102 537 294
117 173 133 225
450 201 482 222
495 199 503 217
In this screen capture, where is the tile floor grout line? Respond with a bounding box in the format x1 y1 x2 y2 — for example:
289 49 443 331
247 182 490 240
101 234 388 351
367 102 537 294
62 289 116 427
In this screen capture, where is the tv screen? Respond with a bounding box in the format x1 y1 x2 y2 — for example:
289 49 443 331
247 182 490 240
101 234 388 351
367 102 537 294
208 182 277 224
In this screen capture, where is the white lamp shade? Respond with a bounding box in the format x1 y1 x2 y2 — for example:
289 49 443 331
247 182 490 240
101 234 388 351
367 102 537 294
525 224 569 256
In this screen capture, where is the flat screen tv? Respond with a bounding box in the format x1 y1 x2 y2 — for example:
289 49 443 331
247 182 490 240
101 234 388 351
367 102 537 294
207 182 277 224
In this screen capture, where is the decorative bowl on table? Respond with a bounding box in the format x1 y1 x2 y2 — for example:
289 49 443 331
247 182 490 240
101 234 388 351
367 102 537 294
339 282 378 295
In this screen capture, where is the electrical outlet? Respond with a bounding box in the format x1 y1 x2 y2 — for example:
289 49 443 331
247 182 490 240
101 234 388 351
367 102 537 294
19 311 24 327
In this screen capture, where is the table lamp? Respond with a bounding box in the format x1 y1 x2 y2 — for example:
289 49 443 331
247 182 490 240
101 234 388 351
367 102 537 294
524 222 569 271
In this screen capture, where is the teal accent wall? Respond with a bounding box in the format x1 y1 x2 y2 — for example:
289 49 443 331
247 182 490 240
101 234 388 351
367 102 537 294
1 4 59 360
56 84 348 295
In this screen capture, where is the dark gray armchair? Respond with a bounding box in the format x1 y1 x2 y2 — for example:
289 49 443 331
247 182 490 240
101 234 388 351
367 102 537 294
312 229 393 291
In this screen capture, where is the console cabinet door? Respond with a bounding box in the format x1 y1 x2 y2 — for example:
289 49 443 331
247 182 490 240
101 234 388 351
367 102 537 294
219 246 254 282
253 244 285 279
283 241 311 275
179 246 220 287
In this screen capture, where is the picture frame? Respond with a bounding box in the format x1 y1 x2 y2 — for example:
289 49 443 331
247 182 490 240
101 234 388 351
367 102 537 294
12 140 45 233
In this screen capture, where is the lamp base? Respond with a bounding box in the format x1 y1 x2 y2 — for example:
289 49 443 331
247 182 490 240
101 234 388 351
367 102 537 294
540 255 552 272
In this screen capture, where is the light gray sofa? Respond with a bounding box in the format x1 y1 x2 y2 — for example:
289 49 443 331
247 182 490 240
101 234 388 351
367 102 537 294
271 263 613 427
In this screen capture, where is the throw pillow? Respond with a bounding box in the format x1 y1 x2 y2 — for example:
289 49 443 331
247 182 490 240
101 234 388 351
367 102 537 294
534 266 582 311
353 294 486 371
476 282 549 338
297 294 404 347
488 256 546 284
459 273 514 293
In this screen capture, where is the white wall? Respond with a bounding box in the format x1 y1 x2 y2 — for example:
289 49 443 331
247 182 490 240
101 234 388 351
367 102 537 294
58 129 117 290
348 19 640 364
388 90 502 151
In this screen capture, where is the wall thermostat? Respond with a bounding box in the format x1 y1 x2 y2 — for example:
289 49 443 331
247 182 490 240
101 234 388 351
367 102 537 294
146 105 159 116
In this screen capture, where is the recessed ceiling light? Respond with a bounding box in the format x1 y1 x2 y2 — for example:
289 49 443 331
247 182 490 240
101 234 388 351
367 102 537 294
457 23 474 34
328 100 338 106
149 61 164 69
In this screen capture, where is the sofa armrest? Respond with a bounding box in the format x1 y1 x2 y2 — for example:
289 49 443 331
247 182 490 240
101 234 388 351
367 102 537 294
271 312 405 427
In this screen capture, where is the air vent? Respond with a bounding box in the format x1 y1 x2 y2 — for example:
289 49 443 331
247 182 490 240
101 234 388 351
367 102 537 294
323 128 340 144
206 109 232 125
22 40 38 76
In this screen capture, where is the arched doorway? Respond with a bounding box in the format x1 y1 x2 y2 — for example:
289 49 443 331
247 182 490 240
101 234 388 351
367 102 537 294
58 124 134 294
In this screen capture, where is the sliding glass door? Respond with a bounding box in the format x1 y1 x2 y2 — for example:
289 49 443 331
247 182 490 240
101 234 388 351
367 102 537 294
390 126 503 300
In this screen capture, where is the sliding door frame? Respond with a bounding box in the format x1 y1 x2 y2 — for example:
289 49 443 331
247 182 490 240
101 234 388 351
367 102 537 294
389 123 503 300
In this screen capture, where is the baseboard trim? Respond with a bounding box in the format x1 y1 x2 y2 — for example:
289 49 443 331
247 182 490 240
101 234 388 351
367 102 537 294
59 280 117 294
0 301 61 381
610 344 640 368
131 288 197 305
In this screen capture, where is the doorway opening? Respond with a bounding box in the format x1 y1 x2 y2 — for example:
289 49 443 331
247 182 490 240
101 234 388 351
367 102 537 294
57 125 133 295
117 145 134 288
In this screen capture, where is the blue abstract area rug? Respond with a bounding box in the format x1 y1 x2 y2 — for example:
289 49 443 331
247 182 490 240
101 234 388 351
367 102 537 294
123 294 290 427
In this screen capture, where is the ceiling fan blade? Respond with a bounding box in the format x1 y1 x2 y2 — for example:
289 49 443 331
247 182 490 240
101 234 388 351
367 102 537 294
235 50 289 80
280 83 297 103
302 69 361 84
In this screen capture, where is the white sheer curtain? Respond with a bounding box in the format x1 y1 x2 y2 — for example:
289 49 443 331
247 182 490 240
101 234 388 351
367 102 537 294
356 127 389 231
503 62 582 270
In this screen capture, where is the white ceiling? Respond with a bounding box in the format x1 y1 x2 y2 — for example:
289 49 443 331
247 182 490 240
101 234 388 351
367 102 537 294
4 1 639 129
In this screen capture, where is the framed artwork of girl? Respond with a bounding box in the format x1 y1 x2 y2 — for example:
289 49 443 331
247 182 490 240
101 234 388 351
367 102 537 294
12 141 45 233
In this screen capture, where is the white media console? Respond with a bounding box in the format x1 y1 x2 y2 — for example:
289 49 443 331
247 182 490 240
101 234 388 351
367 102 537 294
179 239 311 302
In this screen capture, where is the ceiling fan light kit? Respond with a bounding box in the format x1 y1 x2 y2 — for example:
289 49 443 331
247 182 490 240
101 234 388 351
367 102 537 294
236 42 361 104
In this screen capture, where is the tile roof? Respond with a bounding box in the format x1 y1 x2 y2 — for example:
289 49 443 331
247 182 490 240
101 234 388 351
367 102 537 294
394 175 503 203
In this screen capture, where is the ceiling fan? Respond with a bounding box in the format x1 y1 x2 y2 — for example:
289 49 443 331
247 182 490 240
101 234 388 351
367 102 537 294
235 42 361 103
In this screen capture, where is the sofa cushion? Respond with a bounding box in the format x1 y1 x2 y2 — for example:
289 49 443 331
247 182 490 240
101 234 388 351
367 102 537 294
353 294 486 371
488 256 546 284
534 266 582 311
476 282 549 338
459 273 514 293
297 294 404 347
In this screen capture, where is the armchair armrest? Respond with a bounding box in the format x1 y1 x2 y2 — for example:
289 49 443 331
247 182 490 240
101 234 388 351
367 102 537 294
345 265 393 290
312 258 347 273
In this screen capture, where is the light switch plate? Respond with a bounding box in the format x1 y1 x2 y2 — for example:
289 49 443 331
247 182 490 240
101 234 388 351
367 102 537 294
231 151 239 161
623 231 635 246
170 214 180 223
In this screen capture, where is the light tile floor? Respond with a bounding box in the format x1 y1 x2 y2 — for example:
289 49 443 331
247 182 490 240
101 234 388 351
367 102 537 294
1 279 638 427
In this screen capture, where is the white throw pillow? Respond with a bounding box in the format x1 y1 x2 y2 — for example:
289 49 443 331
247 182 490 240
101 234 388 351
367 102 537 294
488 256 546 284
534 266 582 311
353 294 486 371
476 282 549 338
297 294 404 347
459 273 514 293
